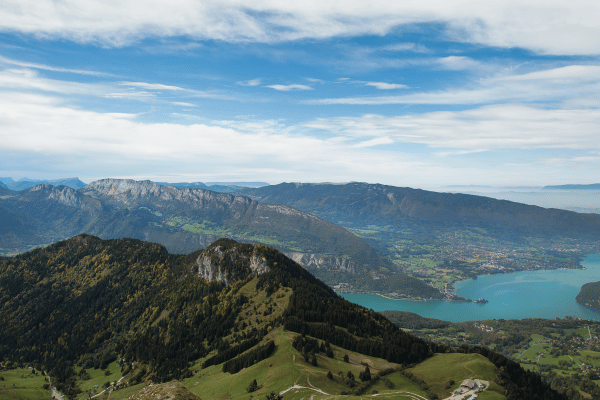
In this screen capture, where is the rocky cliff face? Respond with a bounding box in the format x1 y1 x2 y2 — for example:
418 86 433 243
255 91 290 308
286 252 357 273
84 179 281 223
196 242 270 286
28 184 102 211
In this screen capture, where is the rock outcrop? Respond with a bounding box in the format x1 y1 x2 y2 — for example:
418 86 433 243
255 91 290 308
196 240 270 286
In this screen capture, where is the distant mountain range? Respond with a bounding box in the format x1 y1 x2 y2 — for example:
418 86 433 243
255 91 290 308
239 182 600 238
543 183 600 190
0 179 439 299
0 177 87 191
156 181 268 194
4 178 600 298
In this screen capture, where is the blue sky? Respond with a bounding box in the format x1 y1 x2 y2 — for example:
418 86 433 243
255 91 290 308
0 1 599 188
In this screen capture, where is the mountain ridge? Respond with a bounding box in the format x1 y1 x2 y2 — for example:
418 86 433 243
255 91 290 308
0 235 567 400
239 181 600 237
0 177 87 191
0 179 438 298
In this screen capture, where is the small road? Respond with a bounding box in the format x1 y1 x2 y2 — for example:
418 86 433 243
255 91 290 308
372 391 429 400
516 341 548 361
43 372 65 400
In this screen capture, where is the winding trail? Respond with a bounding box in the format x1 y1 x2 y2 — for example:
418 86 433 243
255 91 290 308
44 372 64 400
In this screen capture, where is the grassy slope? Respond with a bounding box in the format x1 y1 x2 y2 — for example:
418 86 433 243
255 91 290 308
67 276 510 400
407 353 506 400
75 361 122 395
0 368 51 400
182 328 425 400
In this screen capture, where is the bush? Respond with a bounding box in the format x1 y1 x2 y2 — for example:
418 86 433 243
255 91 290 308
247 379 258 393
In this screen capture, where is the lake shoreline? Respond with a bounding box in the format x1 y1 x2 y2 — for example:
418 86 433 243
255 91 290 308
341 254 600 322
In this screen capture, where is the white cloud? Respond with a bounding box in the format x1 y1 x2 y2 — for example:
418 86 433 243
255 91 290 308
266 84 313 91
119 81 191 91
436 56 483 71
365 82 409 90
0 91 446 184
353 137 394 148
1 91 599 186
0 55 108 76
171 101 197 107
381 43 430 53
1 1 599 55
305 104 600 151
0 66 235 102
237 78 262 86
308 64 600 105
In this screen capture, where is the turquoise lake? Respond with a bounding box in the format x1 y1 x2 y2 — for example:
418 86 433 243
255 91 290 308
341 254 600 322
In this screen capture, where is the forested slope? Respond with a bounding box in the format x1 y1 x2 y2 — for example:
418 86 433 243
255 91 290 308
0 179 440 298
0 235 565 400
576 281 600 311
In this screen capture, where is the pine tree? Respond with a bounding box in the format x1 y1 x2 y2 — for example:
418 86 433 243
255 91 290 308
359 365 371 381
247 379 258 393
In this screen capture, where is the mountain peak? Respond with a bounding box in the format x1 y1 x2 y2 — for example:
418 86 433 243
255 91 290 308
196 239 270 286
83 178 256 210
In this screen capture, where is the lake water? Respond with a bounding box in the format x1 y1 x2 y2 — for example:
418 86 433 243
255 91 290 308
341 254 600 322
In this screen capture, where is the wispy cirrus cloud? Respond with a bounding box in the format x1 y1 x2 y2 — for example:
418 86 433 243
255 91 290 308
0 91 448 185
307 64 600 105
435 56 484 71
171 101 197 107
305 104 600 151
1 1 600 55
0 64 238 105
119 81 191 91
365 82 409 90
266 84 313 91
0 55 109 76
237 78 262 86
381 43 430 53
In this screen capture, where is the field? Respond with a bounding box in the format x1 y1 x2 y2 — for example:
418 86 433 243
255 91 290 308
407 353 505 400
408 317 600 399
0 368 52 400
61 326 511 400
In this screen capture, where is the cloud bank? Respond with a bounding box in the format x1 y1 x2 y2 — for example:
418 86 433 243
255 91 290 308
1 1 599 55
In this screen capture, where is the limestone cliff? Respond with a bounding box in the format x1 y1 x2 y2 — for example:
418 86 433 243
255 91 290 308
196 240 270 286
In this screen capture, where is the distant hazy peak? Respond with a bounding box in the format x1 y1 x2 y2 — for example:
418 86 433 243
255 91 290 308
544 183 600 190
83 178 258 209
1 177 86 191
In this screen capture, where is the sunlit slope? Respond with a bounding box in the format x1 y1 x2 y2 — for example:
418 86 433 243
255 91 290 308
0 235 565 400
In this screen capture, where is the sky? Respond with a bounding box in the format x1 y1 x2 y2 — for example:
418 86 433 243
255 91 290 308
0 1 599 189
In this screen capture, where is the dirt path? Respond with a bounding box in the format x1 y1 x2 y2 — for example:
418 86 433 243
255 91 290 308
44 372 65 400
372 391 429 399
280 384 329 396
